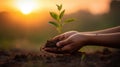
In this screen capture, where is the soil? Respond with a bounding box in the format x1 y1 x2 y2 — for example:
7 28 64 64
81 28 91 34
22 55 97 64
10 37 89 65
45 39 59 48
0 39 120 67
0 47 120 67
44 39 65 54
44 39 78 54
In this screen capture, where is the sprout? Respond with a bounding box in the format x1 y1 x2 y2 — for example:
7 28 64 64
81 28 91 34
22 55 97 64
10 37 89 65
49 4 75 33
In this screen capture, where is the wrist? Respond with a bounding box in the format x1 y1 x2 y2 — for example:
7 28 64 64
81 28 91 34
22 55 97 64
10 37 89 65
82 33 98 45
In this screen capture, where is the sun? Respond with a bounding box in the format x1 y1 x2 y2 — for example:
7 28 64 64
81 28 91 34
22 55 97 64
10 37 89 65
16 0 38 14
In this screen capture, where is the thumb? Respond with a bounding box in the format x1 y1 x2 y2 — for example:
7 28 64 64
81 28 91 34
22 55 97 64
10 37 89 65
56 39 71 47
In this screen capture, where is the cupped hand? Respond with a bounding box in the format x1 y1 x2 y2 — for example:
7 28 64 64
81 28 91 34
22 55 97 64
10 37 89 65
56 33 89 53
44 32 91 53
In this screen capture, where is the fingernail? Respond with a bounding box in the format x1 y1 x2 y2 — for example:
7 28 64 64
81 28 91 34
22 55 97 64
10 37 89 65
56 42 60 47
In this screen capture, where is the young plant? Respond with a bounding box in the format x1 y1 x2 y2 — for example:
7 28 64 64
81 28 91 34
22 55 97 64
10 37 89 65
49 4 75 33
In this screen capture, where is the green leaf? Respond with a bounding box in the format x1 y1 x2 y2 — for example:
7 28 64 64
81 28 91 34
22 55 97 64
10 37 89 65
49 21 59 28
59 10 65 19
50 12 59 20
65 18 75 23
56 4 62 11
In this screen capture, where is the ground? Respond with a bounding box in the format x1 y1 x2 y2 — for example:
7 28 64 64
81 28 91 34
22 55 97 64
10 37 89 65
0 48 120 67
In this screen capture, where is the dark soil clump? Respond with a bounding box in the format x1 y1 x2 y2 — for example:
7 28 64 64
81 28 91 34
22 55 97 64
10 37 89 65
44 39 84 54
45 39 59 48
44 39 66 54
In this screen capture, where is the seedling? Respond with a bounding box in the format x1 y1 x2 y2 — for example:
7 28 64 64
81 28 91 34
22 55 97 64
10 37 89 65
45 4 86 57
49 4 75 33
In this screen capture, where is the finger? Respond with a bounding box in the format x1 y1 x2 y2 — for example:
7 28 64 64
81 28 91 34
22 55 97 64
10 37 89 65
52 34 65 41
61 43 75 53
56 39 72 47
43 48 57 52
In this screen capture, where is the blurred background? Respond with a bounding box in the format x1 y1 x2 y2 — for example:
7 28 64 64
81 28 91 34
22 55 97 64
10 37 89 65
0 0 120 52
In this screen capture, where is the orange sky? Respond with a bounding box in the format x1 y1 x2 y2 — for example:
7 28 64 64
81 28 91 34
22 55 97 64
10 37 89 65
0 0 111 15
0 0 112 28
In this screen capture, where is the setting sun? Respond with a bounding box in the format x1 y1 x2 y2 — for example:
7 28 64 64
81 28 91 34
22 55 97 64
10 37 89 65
16 0 39 14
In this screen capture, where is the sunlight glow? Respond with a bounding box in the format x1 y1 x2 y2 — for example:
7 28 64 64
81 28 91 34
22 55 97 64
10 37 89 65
16 0 39 14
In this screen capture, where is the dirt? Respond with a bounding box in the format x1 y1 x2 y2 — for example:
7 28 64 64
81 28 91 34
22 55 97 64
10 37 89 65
0 47 120 67
44 39 66 54
0 39 120 67
45 39 59 48
44 39 79 54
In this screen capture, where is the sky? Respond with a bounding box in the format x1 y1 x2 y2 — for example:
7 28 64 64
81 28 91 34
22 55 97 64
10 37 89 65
0 0 113 29
0 0 111 15
1 0 120 50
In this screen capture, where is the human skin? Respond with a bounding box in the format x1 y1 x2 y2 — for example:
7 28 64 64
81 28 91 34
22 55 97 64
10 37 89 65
81 26 120 34
44 26 120 53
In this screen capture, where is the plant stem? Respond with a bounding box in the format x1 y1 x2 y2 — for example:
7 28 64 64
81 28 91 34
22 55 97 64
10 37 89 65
57 26 62 34
57 10 63 34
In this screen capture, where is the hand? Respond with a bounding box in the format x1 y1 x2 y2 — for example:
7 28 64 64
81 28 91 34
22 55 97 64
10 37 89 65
43 31 79 53
52 31 79 41
44 33 90 53
56 33 89 53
